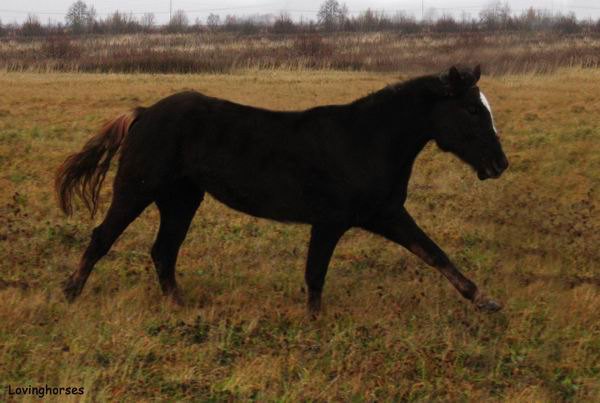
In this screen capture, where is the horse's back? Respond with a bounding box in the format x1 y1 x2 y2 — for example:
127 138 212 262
118 90 383 224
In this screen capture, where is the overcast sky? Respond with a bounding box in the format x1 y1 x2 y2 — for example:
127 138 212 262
2 0 600 24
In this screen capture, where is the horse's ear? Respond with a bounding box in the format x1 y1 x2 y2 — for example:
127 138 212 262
435 66 470 97
435 66 459 97
473 65 481 82
448 66 461 85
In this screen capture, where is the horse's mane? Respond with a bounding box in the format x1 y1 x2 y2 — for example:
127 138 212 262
351 74 443 108
352 67 479 107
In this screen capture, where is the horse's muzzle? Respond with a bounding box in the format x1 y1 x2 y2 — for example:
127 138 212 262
478 155 509 180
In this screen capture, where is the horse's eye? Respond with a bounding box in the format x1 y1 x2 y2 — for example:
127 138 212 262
467 106 479 115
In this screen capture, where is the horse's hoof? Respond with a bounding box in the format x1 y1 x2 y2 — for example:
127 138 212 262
62 277 82 303
307 299 322 320
168 290 184 306
162 285 184 306
307 309 320 320
474 293 502 313
307 307 320 320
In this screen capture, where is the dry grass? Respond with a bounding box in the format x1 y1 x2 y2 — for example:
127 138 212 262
2 32 600 75
0 69 599 401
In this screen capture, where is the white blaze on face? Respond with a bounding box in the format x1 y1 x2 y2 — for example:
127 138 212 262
479 92 497 134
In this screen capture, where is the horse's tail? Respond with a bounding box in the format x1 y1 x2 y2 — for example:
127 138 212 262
55 107 145 217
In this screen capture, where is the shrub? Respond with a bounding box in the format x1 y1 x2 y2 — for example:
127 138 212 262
41 36 81 59
293 34 332 59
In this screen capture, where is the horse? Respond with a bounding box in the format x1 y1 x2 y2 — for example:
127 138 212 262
55 65 508 316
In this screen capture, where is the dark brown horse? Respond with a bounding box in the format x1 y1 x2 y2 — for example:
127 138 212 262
56 65 508 316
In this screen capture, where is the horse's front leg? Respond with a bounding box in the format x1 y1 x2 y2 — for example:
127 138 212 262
304 224 348 318
362 208 501 312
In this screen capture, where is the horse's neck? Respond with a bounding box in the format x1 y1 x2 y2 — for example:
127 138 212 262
396 130 431 178
352 86 432 161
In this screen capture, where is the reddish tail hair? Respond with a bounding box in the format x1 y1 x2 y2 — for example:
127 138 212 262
55 107 145 217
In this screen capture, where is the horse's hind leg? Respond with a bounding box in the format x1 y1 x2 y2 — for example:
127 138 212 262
63 191 151 302
151 183 204 305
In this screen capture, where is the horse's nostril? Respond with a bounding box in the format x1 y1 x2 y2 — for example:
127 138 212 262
490 156 508 177
492 160 501 174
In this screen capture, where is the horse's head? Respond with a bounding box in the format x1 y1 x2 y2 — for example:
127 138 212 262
429 65 508 180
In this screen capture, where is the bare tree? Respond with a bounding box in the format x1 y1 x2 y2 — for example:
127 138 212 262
338 3 349 27
272 12 295 34
168 9 189 33
356 8 388 31
86 6 96 28
317 0 348 31
594 18 600 33
433 14 460 33
66 1 95 33
206 13 221 31
392 11 421 34
104 11 138 34
423 7 438 24
140 13 155 31
224 14 237 29
21 14 44 36
553 12 581 34
479 1 511 31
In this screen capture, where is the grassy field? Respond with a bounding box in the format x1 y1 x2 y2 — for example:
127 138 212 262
0 69 599 401
2 32 600 75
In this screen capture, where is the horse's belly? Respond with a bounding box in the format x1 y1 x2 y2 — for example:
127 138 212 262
204 179 311 223
192 158 371 224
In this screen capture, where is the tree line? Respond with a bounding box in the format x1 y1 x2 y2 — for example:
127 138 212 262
2 0 599 37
